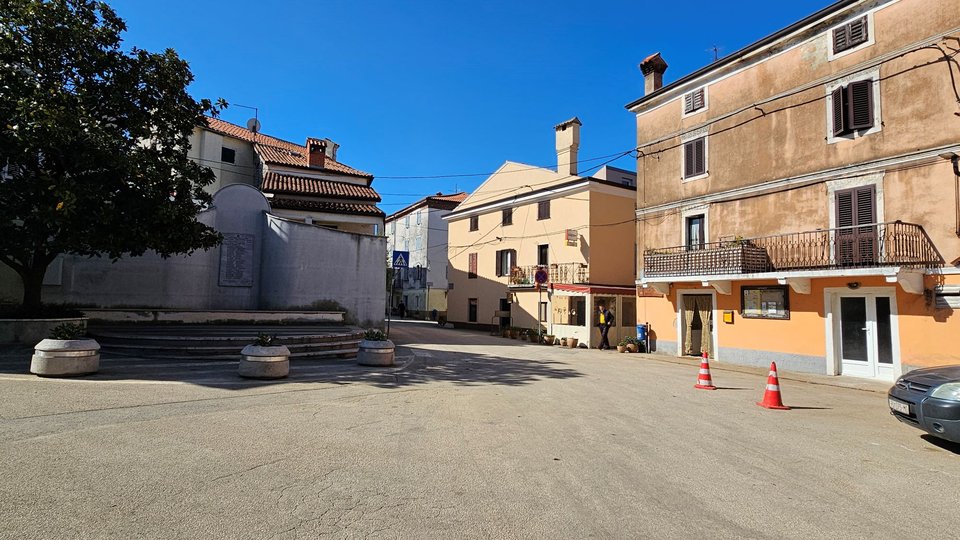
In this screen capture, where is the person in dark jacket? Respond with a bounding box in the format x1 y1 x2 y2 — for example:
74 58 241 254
597 303 614 350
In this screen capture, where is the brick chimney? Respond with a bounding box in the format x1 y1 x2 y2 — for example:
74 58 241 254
306 137 326 168
554 117 581 177
639 52 668 95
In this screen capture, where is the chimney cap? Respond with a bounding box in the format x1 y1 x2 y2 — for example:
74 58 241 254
554 116 582 131
639 52 668 75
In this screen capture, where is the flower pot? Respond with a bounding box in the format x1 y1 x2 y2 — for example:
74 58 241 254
567 338 579 349
30 338 100 377
239 345 290 379
560 338 568 347
544 335 555 345
357 339 395 366
626 343 639 353
617 345 627 353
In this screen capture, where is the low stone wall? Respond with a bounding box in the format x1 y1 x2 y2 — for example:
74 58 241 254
0 317 87 344
83 309 344 325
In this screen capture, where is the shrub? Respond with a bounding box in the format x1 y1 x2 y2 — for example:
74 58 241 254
253 333 277 346
364 328 387 341
618 335 639 347
50 322 86 340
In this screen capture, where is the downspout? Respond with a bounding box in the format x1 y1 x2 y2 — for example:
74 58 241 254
953 155 960 237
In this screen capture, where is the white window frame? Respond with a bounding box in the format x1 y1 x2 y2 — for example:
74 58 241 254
680 127 709 183
416 210 422 225
681 86 709 118
825 68 882 144
680 205 710 247
827 11 875 62
826 172 884 230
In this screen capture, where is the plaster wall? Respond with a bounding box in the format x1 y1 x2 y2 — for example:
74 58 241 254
188 128 258 194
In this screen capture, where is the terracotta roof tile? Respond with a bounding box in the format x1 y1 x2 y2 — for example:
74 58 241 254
270 198 384 217
427 192 468 204
385 191 467 221
261 172 380 201
203 117 372 178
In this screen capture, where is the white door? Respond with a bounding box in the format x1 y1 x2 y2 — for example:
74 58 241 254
837 294 896 380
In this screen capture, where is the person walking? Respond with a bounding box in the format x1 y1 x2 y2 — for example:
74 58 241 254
597 303 614 350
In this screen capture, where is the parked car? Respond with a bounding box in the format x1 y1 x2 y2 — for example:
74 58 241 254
888 365 960 444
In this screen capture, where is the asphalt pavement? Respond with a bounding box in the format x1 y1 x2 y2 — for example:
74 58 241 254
1 321 957 539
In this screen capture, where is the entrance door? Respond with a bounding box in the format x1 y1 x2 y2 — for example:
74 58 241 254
838 294 895 380
499 298 511 329
682 294 713 357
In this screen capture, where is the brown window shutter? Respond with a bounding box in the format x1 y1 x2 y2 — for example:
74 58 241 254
848 16 868 47
683 140 695 177
495 250 503 277
831 87 846 136
468 253 477 278
847 79 874 130
853 185 876 226
833 25 848 53
693 89 704 110
509 250 516 270
693 138 706 175
684 93 694 113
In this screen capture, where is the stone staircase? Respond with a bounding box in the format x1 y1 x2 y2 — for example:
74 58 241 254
89 324 363 360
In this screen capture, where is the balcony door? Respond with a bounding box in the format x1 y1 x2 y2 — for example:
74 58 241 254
835 186 877 266
686 215 705 251
834 291 897 380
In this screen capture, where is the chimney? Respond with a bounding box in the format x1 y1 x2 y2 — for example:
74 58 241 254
554 117 581 177
321 138 339 161
306 137 326 168
639 52 668 95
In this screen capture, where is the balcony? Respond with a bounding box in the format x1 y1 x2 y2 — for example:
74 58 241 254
643 221 941 278
509 263 589 287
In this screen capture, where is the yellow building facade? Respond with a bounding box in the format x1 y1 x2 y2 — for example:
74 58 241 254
630 0 960 380
445 119 639 347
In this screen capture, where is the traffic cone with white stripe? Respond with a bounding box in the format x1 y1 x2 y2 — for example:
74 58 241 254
694 351 716 390
757 361 790 410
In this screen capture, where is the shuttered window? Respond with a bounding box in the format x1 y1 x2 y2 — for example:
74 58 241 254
468 253 478 279
683 88 706 114
683 137 706 178
494 249 516 277
835 185 877 265
831 79 874 136
502 208 513 226
538 200 550 220
833 16 869 54
469 215 479 231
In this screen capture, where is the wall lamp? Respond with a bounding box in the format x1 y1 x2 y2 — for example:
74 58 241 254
938 152 960 176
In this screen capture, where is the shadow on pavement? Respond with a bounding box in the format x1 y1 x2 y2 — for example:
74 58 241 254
920 434 960 454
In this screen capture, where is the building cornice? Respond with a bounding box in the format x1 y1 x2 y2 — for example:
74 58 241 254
445 178 635 221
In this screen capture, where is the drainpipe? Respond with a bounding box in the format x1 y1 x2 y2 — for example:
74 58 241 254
954 155 960 237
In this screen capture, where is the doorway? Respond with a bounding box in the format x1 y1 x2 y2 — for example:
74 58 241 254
679 292 714 357
833 292 897 380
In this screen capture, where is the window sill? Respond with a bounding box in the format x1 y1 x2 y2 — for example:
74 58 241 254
682 172 710 183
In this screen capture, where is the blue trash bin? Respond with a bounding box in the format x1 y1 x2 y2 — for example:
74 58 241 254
636 324 648 342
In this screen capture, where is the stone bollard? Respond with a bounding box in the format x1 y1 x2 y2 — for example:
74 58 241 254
31 339 101 377
239 345 290 379
357 339 395 366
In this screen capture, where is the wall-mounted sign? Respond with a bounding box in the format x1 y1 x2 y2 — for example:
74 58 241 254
565 229 578 247
219 233 254 287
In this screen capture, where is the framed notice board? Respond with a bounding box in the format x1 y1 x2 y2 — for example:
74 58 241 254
741 286 789 320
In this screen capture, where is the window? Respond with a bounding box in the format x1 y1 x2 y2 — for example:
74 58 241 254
415 237 422 251
741 286 790 320
831 79 874 137
835 185 877 265
537 244 549 266
552 296 586 326
221 147 236 163
683 137 706 179
495 249 516 277
686 214 705 250
416 211 422 225
621 297 637 327
390 221 396 234
469 215 479 231
683 88 706 114
539 302 548 323
538 200 551 220
502 208 513 226
833 16 868 54
468 253 478 279
403 240 409 252
468 298 478 322
404 215 410 229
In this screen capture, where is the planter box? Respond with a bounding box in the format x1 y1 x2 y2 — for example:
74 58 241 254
357 340 395 366
31 338 100 377
239 345 290 379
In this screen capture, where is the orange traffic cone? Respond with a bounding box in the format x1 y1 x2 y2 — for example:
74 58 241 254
694 351 716 390
757 362 790 410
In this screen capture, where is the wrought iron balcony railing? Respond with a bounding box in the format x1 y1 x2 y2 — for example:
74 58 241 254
509 262 589 286
643 221 942 278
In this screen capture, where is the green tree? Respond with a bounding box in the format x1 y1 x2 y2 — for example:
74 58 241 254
0 0 224 315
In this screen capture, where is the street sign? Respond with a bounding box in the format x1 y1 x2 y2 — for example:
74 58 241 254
534 268 548 284
392 251 409 268
566 229 578 247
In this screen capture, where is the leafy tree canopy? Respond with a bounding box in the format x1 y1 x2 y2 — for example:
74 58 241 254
0 0 225 313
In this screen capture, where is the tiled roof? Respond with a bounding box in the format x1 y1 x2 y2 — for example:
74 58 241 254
203 117 372 178
270 198 385 217
386 192 467 222
260 172 381 202
427 192 468 204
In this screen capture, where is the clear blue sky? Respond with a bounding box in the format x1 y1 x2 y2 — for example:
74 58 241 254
113 0 835 212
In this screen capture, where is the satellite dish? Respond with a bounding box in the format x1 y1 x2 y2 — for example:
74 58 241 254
246 118 261 133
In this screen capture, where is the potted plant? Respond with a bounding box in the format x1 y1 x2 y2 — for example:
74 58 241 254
567 337 579 349
239 333 290 379
357 328 395 366
618 336 639 353
616 336 630 353
510 327 519 339
30 322 100 377
544 334 555 345
560 337 568 347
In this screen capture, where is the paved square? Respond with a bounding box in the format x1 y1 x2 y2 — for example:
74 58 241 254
1 321 957 538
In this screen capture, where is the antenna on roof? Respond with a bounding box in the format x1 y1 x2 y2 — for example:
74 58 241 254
246 117 261 133
707 45 722 62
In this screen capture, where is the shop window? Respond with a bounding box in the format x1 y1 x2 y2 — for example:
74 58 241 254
741 286 790 319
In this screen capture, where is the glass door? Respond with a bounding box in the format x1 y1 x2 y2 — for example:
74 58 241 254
838 294 895 380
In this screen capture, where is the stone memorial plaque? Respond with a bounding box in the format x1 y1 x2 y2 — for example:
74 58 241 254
219 233 254 287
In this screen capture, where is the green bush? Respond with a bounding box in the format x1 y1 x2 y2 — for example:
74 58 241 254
618 335 638 347
50 322 86 340
364 328 387 341
253 333 277 346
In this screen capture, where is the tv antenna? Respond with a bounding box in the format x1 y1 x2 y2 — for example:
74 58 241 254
707 45 723 62
233 103 260 134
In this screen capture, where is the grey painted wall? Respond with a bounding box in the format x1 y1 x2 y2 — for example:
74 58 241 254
0 184 386 326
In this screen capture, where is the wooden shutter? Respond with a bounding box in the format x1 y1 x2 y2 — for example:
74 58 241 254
833 25 849 53
684 92 694 113
831 87 845 136
683 89 705 113
847 79 874 130
468 253 477 278
835 186 877 264
848 16 868 47
683 140 695 178
495 250 503 277
692 89 704 110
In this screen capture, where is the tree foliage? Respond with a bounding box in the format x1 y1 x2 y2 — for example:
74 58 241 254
0 0 225 313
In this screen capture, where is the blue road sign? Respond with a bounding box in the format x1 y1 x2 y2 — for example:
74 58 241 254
392 251 409 268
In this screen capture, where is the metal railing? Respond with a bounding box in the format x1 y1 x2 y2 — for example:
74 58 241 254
643 221 942 278
509 262 589 286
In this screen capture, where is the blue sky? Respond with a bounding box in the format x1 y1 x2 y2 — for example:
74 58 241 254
114 0 834 212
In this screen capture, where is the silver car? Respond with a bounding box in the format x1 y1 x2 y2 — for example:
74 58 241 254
888 365 960 444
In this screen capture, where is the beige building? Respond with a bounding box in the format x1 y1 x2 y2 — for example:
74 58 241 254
192 117 384 234
445 118 639 347
630 0 960 380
